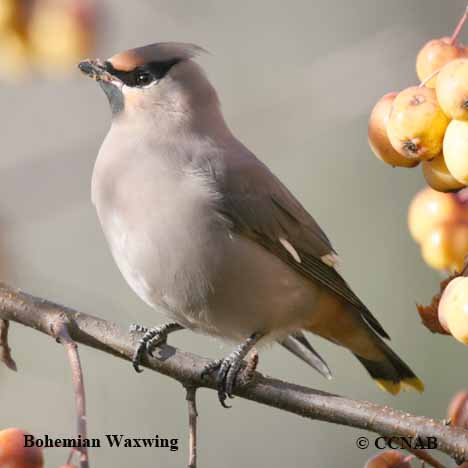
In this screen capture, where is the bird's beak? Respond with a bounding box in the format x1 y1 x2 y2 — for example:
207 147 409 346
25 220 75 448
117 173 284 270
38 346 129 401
78 59 106 79
78 59 122 87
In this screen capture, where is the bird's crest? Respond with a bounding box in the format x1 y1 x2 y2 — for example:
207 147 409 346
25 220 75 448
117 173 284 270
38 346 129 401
108 42 207 71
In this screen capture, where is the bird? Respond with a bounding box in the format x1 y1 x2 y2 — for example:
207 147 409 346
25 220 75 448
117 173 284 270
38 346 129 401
78 42 423 406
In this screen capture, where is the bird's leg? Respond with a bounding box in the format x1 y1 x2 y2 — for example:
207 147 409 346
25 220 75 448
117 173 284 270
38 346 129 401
130 322 184 373
202 332 263 408
244 349 259 381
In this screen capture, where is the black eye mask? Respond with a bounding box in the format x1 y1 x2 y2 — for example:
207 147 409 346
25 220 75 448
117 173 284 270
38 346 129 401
104 59 180 87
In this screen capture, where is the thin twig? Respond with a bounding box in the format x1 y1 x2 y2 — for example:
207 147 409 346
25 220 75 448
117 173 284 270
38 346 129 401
0 319 16 371
185 386 198 468
66 448 81 465
0 283 467 464
419 4 468 89
403 447 445 468
450 3 468 45
51 316 89 468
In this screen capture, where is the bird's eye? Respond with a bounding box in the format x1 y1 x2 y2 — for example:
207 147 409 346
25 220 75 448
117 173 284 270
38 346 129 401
135 71 153 86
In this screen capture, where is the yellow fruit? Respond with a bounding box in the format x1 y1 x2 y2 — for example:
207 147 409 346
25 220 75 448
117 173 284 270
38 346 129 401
368 93 419 168
416 37 466 88
444 120 468 184
387 86 450 160
0 30 30 80
438 276 468 343
408 187 462 243
436 58 468 120
0 0 16 32
421 222 468 271
29 5 93 71
422 153 465 192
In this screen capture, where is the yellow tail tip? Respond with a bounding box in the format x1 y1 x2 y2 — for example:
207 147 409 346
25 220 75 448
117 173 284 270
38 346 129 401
375 379 401 395
402 377 425 393
375 377 424 395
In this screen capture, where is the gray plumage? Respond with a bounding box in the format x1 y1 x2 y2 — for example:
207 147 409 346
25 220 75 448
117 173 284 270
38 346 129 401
79 42 422 394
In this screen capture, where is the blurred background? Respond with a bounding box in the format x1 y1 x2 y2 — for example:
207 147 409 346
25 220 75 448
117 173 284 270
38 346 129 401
0 0 466 466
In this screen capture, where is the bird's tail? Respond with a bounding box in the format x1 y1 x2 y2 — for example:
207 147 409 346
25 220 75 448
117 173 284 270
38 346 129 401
280 332 332 379
302 293 423 395
353 339 424 395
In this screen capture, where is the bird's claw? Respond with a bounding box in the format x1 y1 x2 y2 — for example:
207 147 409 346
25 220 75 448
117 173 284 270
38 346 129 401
201 333 262 407
130 322 181 373
201 359 222 380
202 352 251 408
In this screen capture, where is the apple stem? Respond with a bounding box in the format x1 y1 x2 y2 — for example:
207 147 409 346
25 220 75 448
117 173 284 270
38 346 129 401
419 68 440 87
449 4 468 45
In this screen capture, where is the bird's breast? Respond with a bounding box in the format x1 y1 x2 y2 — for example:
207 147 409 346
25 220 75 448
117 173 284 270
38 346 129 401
91 137 229 319
91 130 322 341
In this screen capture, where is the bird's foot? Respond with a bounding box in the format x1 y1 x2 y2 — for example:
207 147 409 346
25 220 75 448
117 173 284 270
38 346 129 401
201 333 262 408
201 352 246 408
130 322 183 373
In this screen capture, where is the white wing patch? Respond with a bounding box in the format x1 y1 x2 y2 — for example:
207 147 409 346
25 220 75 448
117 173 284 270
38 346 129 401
321 253 340 269
279 237 301 263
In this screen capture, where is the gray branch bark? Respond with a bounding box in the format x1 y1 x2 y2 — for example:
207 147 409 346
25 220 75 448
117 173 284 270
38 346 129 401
0 282 467 464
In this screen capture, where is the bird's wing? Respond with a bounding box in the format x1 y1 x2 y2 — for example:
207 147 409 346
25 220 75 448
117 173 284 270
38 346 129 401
214 148 389 339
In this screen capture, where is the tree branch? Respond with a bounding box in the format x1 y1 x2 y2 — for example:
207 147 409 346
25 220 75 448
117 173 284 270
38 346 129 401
185 386 198 468
51 317 89 468
0 319 17 371
0 282 467 464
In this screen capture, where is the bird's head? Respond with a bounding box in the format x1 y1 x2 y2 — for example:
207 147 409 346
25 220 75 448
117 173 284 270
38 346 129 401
78 42 219 124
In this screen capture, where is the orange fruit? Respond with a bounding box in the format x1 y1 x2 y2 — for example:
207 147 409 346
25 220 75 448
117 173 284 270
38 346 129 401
365 450 411 468
0 428 43 468
447 390 468 428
